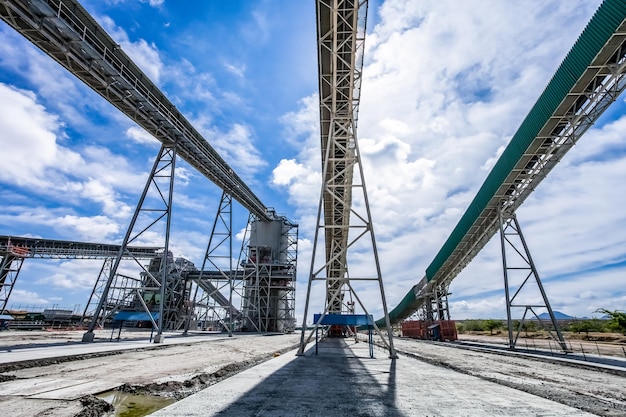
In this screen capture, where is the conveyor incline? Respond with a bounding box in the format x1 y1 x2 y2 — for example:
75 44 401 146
0 0 271 220
383 0 626 326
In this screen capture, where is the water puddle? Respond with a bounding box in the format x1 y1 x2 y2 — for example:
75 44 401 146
98 390 175 417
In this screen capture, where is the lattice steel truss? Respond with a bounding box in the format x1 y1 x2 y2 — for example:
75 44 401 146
0 236 158 313
83 144 176 342
299 0 396 358
0 236 160 260
0 252 25 313
498 208 567 351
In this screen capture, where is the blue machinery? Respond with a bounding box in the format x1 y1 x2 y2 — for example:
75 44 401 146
314 314 375 358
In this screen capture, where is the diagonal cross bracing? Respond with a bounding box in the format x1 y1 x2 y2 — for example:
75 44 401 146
0 0 271 221
299 0 396 357
317 0 366 309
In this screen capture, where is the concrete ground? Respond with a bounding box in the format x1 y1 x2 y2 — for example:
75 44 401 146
151 338 596 417
0 330 233 365
0 330 301 417
0 330 624 416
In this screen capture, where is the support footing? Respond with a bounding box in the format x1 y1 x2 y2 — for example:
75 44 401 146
81 332 95 343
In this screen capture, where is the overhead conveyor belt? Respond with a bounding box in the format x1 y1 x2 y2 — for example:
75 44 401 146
316 0 366 296
0 0 271 221
187 275 241 319
383 0 626 326
0 235 160 259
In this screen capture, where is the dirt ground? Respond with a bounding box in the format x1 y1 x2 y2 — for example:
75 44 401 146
458 331 626 358
0 330 301 417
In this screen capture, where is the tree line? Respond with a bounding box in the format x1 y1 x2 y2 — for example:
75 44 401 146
456 309 626 336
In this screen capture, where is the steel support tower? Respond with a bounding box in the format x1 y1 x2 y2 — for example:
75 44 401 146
298 0 396 358
498 208 567 350
84 143 177 342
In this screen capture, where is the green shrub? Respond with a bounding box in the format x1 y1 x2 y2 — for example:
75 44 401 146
484 319 502 335
463 320 485 332
596 309 626 335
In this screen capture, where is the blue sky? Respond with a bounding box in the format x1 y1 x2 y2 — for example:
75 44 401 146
1 0 625 321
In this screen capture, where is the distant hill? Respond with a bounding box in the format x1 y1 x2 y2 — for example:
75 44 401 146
536 311 573 320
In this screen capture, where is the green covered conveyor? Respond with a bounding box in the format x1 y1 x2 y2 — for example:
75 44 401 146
379 0 626 328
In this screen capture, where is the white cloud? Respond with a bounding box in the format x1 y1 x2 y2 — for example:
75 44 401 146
280 0 620 320
174 166 194 187
0 83 63 185
0 84 147 232
224 62 246 78
6 289 50 306
35 260 104 290
98 15 164 84
126 126 158 145
193 121 267 181
0 208 120 241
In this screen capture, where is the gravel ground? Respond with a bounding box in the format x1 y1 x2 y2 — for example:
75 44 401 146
393 337 626 417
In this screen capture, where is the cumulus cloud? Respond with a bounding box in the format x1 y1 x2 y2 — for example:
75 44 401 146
0 84 63 185
98 15 164 83
0 83 146 231
35 260 105 290
126 126 158 145
7 289 51 306
193 120 267 181
281 0 619 320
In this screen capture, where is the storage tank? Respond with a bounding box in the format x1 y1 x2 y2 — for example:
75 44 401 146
242 216 297 333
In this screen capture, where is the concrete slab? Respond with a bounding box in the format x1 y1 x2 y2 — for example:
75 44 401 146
0 376 121 399
29 380 122 400
0 377 87 396
0 332 231 365
151 338 597 417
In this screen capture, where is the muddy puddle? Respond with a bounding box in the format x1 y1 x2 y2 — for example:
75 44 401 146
98 390 175 417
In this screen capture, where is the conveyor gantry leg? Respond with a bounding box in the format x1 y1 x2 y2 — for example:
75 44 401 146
83 143 177 343
0 253 24 313
498 206 567 352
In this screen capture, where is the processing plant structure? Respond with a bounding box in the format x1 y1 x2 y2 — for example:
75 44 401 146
82 213 298 334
